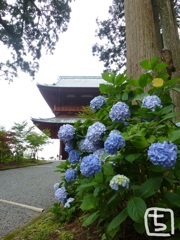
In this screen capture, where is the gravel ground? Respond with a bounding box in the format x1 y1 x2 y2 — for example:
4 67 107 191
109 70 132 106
0 161 62 238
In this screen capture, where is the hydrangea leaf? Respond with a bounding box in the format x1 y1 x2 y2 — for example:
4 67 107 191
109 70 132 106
131 136 149 149
125 153 142 163
154 61 167 71
102 162 114 176
164 192 180 208
169 129 180 142
82 211 99 227
127 197 146 223
80 194 97 211
106 208 128 233
138 73 153 88
140 59 151 70
136 177 162 199
102 72 116 84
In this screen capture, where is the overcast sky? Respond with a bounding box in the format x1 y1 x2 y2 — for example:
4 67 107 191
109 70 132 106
0 0 112 159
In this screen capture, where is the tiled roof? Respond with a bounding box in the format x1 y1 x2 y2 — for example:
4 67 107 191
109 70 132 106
31 117 84 124
37 76 106 88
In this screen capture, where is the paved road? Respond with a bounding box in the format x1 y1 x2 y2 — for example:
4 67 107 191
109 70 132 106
0 162 61 238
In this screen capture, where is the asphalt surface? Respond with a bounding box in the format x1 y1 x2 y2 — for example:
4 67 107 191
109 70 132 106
0 161 61 238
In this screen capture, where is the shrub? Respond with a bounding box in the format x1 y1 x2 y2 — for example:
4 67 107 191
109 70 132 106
52 57 180 239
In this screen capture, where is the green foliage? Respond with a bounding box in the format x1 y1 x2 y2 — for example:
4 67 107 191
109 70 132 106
53 57 180 239
0 0 72 81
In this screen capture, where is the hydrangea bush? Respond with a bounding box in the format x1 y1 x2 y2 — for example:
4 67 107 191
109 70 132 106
52 57 180 239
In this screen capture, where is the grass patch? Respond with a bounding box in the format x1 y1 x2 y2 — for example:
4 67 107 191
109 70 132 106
1 211 101 240
0 159 52 171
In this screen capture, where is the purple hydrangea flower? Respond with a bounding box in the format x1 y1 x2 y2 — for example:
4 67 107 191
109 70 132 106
104 133 125 155
65 169 77 182
58 124 75 142
110 174 130 190
148 141 177 168
80 154 102 177
142 95 162 111
86 122 106 144
90 95 106 112
55 187 67 204
54 183 60 191
109 102 130 122
68 149 81 164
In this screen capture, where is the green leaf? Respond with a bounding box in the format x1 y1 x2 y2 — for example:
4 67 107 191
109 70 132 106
140 59 151 70
82 211 99 227
107 192 118 205
138 177 162 198
125 153 142 163
163 78 180 87
115 73 127 85
127 197 146 222
106 208 128 232
172 87 180 93
131 136 149 149
160 105 174 115
103 162 114 176
94 171 104 183
169 129 180 142
165 192 180 207
155 72 169 80
154 62 167 71
102 72 116 84
80 194 97 211
150 56 158 70
128 78 139 87
138 73 153 88
99 84 114 94
133 222 146 234
133 93 148 101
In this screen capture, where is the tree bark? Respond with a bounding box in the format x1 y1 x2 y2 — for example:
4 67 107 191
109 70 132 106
124 0 160 78
157 0 180 118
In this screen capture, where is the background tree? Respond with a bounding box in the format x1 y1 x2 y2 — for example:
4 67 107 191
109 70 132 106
93 0 180 72
25 130 51 159
0 0 72 81
0 127 15 162
11 120 34 159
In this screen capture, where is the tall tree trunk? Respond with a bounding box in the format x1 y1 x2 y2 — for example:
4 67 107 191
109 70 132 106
124 0 160 78
157 0 180 118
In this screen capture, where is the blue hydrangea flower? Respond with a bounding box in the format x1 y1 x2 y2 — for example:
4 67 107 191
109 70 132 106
109 130 121 136
142 95 162 111
93 148 108 162
65 169 77 182
110 174 130 190
104 133 125 155
80 154 102 177
53 183 60 191
64 140 73 153
78 138 103 153
148 141 177 168
55 187 67 204
64 198 74 208
175 122 180 127
90 95 106 112
86 122 106 144
68 149 81 164
109 102 130 122
58 124 75 142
